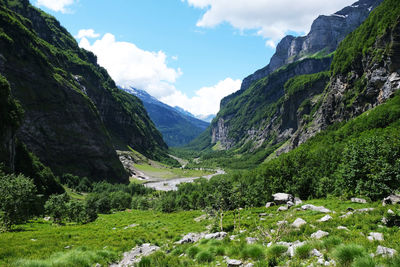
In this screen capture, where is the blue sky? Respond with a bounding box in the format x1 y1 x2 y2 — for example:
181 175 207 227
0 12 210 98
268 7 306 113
33 0 354 116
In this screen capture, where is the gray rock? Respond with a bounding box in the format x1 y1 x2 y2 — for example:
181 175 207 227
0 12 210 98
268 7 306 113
205 232 227 240
175 232 205 244
123 224 138 229
278 206 288 212
311 230 329 239
226 259 242 266
110 243 160 267
287 241 307 257
376 246 397 257
351 198 367 204
246 237 258 244
194 214 207 222
355 208 374 213
302 204 331 213
265 202 275 208
318 215 332 222
277 220 288 226
292 218 307 228
273 193 294 205
388 209 395 215
311 249 323 257
340 211 353 218
337 226 349 231
294 197 303 206
383 195 400 206
43 217 51 221
287 201 295 208
368 232 384 241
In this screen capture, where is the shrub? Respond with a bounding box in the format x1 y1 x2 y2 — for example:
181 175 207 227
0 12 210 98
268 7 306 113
267 245 288 259
296 243 312 259
242 245 265 260
352 256 375 267
187 246 200 258
333 244 366 267
44 193 70 224
196 250 214 263
0 173 37 231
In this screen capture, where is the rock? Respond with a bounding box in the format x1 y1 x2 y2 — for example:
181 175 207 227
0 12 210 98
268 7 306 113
278 206 288 212
244 263 254 267
94 264 101 267
287 201 295 208
302 204 331 213
382 217 388 225
205 232 227 240
265 202 275 208
30 239 37 241
258 213 268 217
175 232 205 244
311 249 322 257
294 197 303 205
337 226 349 231
318 215 332 222
43 217 51 221
124 224 138 229
340 212 353 218
383 195 400 206
376 246 397 257
355 208 374 213
64 246 70 249
246 237 258 244
110 243 160 267
277 220 288 226
388 209 395 215
230 235 238 241
311 230 329 239
351 198 367 204
292 218 307 228
273 193 294 205
259 218 266 221
368 232 384 241
226 259 242 266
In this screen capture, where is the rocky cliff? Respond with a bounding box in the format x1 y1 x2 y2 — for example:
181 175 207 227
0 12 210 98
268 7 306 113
200 0 385 154
0 0 168 182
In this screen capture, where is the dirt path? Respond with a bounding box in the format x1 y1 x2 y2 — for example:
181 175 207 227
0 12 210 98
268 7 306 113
143 169 225 191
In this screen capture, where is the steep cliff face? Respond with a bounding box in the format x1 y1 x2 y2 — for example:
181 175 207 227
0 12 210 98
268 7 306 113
0 0 168 182
222 0 383 107
289 2 400 151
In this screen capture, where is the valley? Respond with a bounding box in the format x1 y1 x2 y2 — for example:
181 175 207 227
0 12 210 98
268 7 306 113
0 0 400 266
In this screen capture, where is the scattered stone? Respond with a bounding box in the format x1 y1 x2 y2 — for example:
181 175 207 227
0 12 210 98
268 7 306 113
302 204 331 213
294 197 303 206
337 226 349 231
311 230 329 239
110 243 160 266
273 193 294 205
30 239 37 241
112 227 116 230
351 198 367 204
278 206 288 212
244 263 254 267
124 224 138 229
175 232 205 244
355 208 374 213
270 229 276 233
368 232 384 241
318 215 332 222
265 202 275 208
64 246 70 249
94 263 101 267
226 259 242 266
259 218 266 221
205 232 227 240
383 195 400 206
376 246 397 257
239 230 247 233
388 209 395 215
277 220 288 226
194 214 207 222
43 217 51 221
267 242 272 247
340 212 353 218
311 249 322 257
287 241 306 257
382 217 389 225
230 235 238 241
258 213 268 217
287 201 295 208
246 237 258 244
292 218 307 228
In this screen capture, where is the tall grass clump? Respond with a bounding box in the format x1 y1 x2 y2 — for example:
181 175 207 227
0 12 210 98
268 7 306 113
196 250 214 263
241 245 265 260
187 246 200 259
333 244 366 267
296 243 312 259
351 256 375 267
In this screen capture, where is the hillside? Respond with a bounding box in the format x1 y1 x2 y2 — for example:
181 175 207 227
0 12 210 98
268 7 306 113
123 87 209 147
189 0 384 157
0 0 169 182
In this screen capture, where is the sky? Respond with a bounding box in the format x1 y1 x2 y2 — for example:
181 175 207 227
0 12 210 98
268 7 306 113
33 0 355 117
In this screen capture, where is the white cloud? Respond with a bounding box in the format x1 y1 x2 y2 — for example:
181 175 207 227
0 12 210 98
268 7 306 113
186 0 355 44
79 33 182 99
36 0 75 13
75 29 100 39
160 78 242 116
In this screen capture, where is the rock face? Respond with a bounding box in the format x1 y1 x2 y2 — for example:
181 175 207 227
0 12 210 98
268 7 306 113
236 0 383 94
0 2 168 182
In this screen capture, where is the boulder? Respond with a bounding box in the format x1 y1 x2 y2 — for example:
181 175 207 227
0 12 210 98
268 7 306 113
302 204 331 213
277 206 288 212
226 259 242 266
292 218 307 228
175 232 205 244
351 198 367 204
337 226 349 231
287 241 306 257
318 215 332 222
205 232 227 240
311 230 329 239
110 243 160 267
383 195 400 206
265 202 275 208
368 232 384 241
273 193 294 205
376 246 397 257
294 197 303 206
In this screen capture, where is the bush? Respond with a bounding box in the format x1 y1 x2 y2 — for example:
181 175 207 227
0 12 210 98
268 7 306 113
110 191 131 211
296 243 312 259
45 193 70 224
351 256 375 267
267 245 288 259
0 173 37 231
333 244 366 267
187 246 200 259
196 250 214 263
242 245 265 260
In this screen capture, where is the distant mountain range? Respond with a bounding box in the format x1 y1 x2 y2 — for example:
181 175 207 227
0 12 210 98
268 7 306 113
122 87 209 147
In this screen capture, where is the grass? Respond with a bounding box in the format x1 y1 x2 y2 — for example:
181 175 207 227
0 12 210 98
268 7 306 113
1 198 400 266
135 163 213 179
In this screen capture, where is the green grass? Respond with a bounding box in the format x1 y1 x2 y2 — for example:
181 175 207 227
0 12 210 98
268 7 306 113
135 163 213 179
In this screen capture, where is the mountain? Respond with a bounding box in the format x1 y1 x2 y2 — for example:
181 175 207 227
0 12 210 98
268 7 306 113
0 0 168 183
190 0 385 156
195 114 216 123
122 87 209 147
